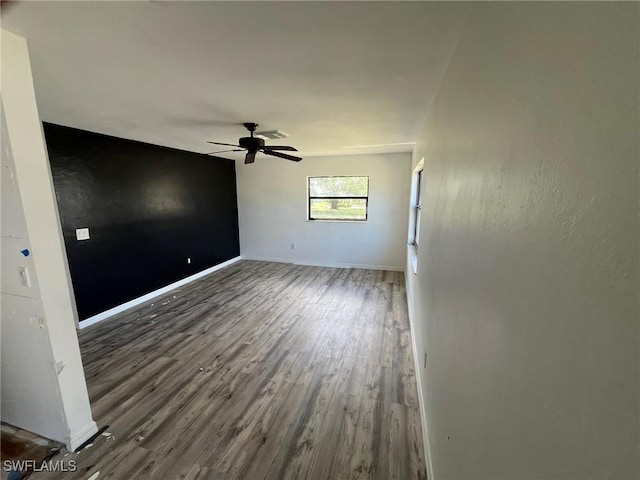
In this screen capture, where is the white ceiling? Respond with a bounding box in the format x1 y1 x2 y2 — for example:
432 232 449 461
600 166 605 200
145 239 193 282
2 1 470 159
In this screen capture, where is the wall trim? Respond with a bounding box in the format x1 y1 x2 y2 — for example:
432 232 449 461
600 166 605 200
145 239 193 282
242 255 404 272
68 420 98 451
79 256 242 329
405 263 434 480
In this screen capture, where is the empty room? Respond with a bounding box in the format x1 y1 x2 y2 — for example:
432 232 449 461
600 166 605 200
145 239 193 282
1 2 638 480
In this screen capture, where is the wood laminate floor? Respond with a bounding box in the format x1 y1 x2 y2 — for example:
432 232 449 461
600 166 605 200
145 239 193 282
1 423 62 480
34 261 426 480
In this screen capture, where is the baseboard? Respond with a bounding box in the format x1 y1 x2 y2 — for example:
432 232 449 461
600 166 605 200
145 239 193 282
242 255 404 272
405 267 434 480
79 256 242 329
68 420 98 451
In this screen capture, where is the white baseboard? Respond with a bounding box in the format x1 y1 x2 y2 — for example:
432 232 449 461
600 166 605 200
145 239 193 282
79 256 242 329
242 255 404 272
405 267 434 480
68 420 98 451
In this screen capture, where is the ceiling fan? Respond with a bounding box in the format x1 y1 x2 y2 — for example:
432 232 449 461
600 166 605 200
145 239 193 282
207 123 302 164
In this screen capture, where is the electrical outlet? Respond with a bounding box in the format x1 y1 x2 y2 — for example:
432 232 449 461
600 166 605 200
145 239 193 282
291 243 296 250
187 257 191 264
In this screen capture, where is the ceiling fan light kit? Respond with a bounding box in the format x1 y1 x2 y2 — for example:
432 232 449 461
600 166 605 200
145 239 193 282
207 122 302 164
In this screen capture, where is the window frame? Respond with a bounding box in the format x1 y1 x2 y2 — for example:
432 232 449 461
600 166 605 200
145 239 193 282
413 169 424 247
307 175 370 222
408 159 425 274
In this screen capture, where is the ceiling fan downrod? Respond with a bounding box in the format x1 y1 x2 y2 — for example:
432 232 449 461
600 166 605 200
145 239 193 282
243 123 258 136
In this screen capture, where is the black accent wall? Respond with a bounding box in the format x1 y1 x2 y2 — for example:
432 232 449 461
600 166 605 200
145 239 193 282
44 123 240 321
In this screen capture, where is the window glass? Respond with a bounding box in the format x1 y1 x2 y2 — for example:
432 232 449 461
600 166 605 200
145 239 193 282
308 176 369 221
414 170 423 246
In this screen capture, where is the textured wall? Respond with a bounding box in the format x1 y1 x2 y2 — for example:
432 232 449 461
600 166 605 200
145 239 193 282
237 152 411 270
405 3 639 478
44 123 240 320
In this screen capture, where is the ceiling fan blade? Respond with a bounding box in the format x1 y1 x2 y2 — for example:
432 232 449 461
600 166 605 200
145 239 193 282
245 152 256 164
261 149 302 162
206 141 242 148
206 149 244 155
205 148 244 155
262 145 298 152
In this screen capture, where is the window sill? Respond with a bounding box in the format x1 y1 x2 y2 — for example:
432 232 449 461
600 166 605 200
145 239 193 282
408 244 418 274
306 219 369 224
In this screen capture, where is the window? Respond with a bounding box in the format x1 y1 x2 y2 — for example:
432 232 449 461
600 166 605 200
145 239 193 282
414 169 424 247
408 159 424 274
308 176 369 221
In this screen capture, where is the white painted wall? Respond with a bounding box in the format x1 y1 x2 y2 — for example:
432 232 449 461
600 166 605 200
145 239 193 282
238 152 411 270
1 110 68 443
405 3 639 479
1 29 97 450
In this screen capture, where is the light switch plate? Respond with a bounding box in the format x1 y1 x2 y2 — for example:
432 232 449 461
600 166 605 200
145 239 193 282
18 266 30 287
76 228 90 241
